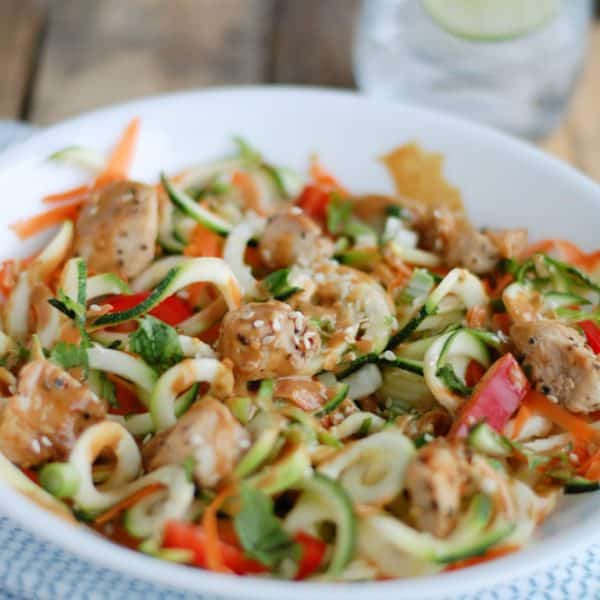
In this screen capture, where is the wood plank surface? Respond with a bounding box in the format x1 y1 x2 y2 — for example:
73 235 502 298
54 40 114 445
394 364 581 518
0 0 595 183
30 0 275 124
0 0 46 120
271 0 359 87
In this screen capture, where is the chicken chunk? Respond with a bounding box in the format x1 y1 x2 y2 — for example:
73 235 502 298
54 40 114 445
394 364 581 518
258 208 333 270
0 360 106 467
218 301 321 380
511 320 600 413
413 207 527 275
74 181 158 279
404 439 469 538
142 397 250 488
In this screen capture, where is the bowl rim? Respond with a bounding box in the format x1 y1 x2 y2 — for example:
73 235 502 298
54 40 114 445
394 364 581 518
1 85 599 599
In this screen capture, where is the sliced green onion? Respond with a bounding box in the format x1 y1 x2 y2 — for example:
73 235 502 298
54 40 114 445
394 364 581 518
39 462 81 499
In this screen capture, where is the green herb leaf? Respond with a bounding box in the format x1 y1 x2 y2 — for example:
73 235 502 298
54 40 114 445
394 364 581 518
326 196 352 235
129 316 183 372
234 484 299 569
49 342 89 370
436 364 472 396
385 205 408 219
263 268 303 301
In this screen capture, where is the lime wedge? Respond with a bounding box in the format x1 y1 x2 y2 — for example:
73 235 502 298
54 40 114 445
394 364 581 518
422 0 561 41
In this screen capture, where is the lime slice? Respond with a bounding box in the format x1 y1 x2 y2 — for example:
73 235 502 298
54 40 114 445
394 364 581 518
422 0 561 41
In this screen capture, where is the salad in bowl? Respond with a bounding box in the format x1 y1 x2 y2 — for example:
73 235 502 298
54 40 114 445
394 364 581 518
1 118 600 582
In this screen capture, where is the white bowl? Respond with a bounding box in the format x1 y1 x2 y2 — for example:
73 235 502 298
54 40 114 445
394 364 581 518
0 87 598 600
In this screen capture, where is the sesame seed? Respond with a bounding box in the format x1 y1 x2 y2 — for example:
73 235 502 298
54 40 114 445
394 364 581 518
253 320 265 328
381 350 396 361
263 335 276 344
272 319 281 332
290 206 302 215
569 452 579 464
41 436 52 447
31 439 41 454
190 433 204 445
89 304 101 311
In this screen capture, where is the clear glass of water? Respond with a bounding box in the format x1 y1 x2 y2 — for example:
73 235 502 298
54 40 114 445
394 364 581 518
354 0 593 139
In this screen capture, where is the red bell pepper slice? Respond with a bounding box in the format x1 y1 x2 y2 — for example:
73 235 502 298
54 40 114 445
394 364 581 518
578 320 600 354
163 521 268 575
296 184 331 221
450 353 530 439
163 521 326 578
464 359 486 388
104 291 194 326
294 531 327 580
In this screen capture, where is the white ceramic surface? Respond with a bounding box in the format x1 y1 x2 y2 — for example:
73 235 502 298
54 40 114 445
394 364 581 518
0 87 598 600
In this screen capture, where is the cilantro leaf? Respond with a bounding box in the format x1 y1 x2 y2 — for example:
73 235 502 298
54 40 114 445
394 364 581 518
50 341 89 370
263 269 302 301
233 484 299 569
129 315 183 371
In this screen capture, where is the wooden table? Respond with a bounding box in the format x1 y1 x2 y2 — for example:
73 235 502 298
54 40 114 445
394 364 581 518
2 0 599 181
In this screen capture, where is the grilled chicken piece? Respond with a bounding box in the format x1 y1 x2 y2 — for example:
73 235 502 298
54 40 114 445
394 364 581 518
405 439 469 538
258 208 333 270
142 397 250 488
413 207 527 275
218 301 321 380
0 360 106 467
74 181 158 279
511 320 600 413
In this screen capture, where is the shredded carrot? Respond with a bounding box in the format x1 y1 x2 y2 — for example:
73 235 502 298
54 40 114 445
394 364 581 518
585 455 600 480
93 482 164 526
524 238 600 271
95 117 140 187
387 263 413 293
510 404 531 440
524 390 600 444
231 170 265 216
0 260 17 296
491 273 513 297
10 201 85 239
244 246 262 271
43 184 92 204
184 223 223 258
202 485 235 573
309 157 348 195
444 546 520 571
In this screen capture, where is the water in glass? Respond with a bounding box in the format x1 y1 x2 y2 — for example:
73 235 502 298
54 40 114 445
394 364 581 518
354 0 592 139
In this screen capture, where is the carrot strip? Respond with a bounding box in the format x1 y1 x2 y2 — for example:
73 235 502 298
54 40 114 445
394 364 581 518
524 239 598 270
94 482 164 526
202 485 235 573
184 223 223 258
231 171 265 216
309 157 348 195
43 184 91 204
95 117 140 187
510 404 531 440
9 201 85 239
524 390 600 444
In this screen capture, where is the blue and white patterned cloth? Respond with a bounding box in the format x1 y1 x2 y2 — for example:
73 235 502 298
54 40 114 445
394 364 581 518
1 121 600 600
0 515 600 600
